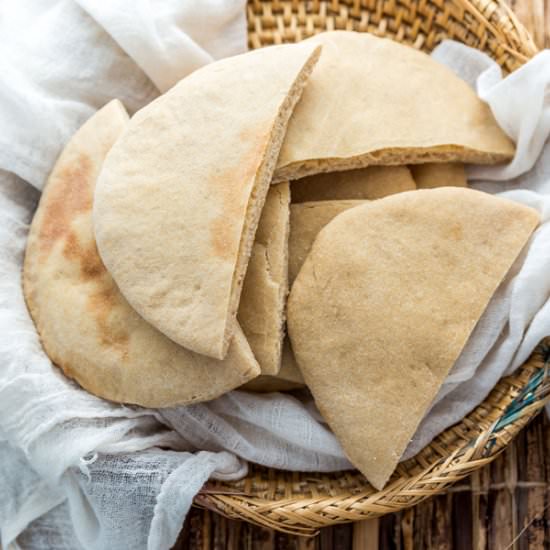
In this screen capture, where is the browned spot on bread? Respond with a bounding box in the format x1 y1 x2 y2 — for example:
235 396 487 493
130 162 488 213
209 129 269 260
238 122 270 145
210 214 239 261
87 281 130 360
63 231 106 281
57 202 129 359
39 154 94 257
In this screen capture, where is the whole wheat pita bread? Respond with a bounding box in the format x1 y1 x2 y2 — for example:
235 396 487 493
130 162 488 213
94 43 321 360
278 338 305 385
241 339 305 392
291 166 415 203
23 101 260 408
411 163 468 188
240 374 305 393
274 31 514 182
289 200 366 285
241 376 303 393
287 188 539 489
238 183 290 375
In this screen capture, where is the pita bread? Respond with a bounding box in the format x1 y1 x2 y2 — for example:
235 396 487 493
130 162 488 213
94 43 321 360
238 183 290 375
289 200 366 285
241 339 305 392
411 163 468 188
274 31 514 182
278 338 305 384
291 166 416 203
287 188 539 489
279 337 305 385
23 101 260 408
241 377 303 393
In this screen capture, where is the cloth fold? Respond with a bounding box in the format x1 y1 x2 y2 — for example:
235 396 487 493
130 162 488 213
75 0 247 93
1 4 550 548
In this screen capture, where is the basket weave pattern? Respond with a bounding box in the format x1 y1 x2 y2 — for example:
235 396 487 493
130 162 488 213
195 0 547 535
247 0 538 70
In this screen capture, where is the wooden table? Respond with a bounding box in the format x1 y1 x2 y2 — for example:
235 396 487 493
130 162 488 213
177 3 550 548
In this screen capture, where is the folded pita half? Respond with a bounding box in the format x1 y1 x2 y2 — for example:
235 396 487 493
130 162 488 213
23 101 260 408
411 163 468 188
241 339 305 392
287 188 539 489
238 183 290 375
289 200 366 285
241 377 303 393
94 43 321 360
274 31 514 182
291 166 415 203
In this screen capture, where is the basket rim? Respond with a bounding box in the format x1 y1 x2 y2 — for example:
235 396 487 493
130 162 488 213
247 0 539 72
196 342 550 535
193 0 544 535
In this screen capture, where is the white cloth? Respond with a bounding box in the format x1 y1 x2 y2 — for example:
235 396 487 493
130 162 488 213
0 0 246 190
406 43 550 457
0 1 157 190
1 2 550 547
75 0 247 93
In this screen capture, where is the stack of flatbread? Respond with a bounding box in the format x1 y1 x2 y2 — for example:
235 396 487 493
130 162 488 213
23 31 540 489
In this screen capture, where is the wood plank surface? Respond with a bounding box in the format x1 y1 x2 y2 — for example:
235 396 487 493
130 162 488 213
175 2 549 548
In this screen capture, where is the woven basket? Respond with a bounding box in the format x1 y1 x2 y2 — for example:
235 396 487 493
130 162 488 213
194 0 548 536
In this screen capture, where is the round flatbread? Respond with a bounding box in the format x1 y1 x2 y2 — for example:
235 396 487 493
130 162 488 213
291 166 416 203
274 31 514 182
23 101 260 408
287 188 539 489
94 43 321 360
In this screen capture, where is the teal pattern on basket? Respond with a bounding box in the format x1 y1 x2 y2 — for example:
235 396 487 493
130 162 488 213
482 344 550 456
